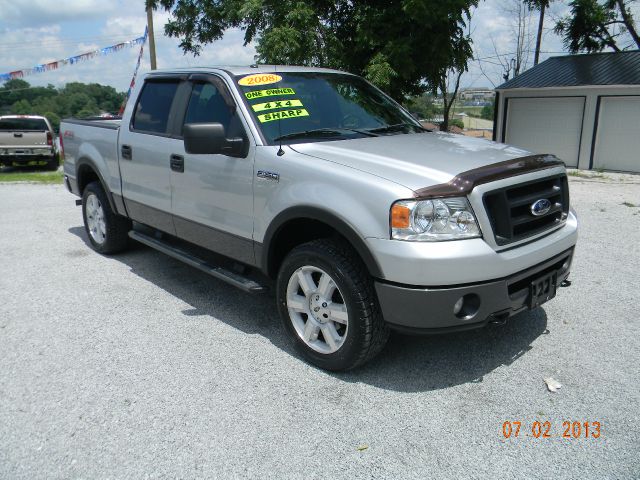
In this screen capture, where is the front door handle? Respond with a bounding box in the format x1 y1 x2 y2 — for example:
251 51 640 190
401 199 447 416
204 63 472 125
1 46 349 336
170 154 184 173
121 144 132 160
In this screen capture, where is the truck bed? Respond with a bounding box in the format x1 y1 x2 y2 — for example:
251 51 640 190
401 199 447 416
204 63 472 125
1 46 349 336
61 117 123 199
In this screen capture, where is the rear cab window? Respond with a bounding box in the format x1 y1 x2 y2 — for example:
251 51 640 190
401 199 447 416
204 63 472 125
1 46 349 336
131 81 180 134
0 118 48 131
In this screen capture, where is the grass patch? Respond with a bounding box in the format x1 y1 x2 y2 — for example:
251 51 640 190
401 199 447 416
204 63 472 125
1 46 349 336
0 170 63 184
567 170 602 178
567 170 605 179
451 105 484 115
621 201 638 208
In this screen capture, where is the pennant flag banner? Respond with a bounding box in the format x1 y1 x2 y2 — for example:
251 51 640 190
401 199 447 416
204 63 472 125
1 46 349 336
0 29 148 83
119 29 148 115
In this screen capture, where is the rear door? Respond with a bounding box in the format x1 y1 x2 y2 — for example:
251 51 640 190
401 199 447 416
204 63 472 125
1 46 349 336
119 77 185 234
169 74 256 265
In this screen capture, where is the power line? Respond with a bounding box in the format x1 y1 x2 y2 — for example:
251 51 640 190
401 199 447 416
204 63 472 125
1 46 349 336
0 34 141 49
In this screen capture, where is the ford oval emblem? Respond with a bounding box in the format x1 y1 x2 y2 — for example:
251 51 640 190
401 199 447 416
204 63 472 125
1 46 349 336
531 198 552 216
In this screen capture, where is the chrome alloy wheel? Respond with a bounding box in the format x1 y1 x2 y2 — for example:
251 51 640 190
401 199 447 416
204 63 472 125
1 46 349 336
85 193 106 244
286 266 349 354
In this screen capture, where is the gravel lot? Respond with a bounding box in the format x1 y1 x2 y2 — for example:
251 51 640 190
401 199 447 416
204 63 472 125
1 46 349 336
1 174 639 479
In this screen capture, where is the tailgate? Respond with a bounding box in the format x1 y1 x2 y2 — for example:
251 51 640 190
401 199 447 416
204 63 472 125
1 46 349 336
0 131 48 148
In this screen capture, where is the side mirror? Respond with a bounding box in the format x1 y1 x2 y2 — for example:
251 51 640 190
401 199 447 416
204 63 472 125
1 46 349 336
183 123 247 157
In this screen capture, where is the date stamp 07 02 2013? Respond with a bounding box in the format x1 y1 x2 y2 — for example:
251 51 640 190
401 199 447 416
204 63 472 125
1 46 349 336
502 421 601 439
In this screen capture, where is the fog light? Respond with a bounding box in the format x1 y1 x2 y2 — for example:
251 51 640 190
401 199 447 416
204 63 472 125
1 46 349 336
453 294 481 320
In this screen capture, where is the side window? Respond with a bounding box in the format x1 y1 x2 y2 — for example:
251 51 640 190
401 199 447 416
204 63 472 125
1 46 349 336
132 81 180 134
183 82 242 137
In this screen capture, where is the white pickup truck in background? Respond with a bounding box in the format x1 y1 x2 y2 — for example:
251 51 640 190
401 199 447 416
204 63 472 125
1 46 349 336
0 115 58 170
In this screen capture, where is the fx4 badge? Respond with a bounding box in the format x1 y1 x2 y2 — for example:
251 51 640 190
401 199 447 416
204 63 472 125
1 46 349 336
257 170 279 182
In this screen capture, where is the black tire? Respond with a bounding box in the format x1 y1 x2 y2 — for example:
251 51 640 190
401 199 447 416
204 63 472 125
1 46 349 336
45 156 59 171
276 239 389 371
81 181 131 254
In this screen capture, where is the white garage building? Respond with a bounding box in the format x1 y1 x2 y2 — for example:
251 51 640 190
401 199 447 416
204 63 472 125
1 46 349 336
494 50 640 173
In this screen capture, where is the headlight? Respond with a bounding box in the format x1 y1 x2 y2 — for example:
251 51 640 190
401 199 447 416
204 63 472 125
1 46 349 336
390 197 481 241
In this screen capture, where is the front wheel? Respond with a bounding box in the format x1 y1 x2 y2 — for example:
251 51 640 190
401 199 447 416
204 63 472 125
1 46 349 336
276 239 389 371
82 181 131 254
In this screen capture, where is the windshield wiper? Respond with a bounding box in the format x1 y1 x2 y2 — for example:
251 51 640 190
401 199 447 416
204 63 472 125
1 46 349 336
274 127 378 142
365 122 427 134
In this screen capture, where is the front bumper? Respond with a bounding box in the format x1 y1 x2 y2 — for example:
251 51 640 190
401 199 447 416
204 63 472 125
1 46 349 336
375 248 573 333
367 211 577 285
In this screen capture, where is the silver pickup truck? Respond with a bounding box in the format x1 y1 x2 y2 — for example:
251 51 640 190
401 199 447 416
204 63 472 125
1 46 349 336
60 66 577 370
0 115 58 170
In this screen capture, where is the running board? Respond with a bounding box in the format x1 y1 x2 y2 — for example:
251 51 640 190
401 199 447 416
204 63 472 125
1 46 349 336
128 230 267 294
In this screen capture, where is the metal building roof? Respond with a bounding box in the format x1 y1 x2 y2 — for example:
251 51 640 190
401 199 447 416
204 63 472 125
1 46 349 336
496 50 640 90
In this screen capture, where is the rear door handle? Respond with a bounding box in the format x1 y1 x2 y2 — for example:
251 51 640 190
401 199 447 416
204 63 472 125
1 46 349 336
13 133 23 138
121 144 132 160
170 154 184 173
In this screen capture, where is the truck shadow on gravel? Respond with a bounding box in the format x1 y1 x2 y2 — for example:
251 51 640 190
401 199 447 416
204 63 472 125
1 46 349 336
70 226 549 393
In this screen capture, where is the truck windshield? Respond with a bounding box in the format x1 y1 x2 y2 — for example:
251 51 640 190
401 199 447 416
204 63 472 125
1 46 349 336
0 118 48 131
234 72 423 145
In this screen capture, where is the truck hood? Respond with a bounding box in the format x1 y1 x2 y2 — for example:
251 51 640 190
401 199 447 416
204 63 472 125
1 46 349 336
290 131 533 191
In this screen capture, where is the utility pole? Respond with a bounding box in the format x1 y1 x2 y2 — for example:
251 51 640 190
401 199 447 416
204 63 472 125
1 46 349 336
533 2 546 65
146 6 157 70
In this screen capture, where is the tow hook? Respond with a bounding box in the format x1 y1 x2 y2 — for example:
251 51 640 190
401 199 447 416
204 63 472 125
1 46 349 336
488 311 509 326
560 278 572 287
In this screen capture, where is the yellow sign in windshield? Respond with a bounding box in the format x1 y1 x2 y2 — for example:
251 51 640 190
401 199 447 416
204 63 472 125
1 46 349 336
238 73 282 86
257 109 309 123
245 88 295 100
252 99 304 112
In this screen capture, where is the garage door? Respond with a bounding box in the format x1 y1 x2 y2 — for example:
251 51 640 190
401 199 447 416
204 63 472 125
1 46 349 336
593 96 640 173
505 97 584 167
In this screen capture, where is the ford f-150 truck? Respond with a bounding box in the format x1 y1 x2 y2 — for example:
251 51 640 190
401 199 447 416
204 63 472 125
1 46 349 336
60 66 577 371
0 115 58 170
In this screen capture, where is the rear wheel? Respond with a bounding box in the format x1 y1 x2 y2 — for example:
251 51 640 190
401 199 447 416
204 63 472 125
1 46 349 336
45 156 59 171
276 239 389 371
82 181 131 254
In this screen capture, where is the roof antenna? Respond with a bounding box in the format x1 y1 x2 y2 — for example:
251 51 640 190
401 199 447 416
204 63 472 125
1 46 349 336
275 63 285 156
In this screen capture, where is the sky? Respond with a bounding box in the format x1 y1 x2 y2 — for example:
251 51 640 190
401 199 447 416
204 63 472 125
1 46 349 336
0 0 625 94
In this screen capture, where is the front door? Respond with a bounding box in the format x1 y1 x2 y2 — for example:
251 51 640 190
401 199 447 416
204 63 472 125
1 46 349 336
169 76 256 265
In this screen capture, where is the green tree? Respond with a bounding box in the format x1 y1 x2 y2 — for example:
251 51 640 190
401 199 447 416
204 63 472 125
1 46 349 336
555 0 640 52
404 94 437 120
11 99 32 114
76 108 99 118
148 0 478 99
0 79 31 110
0 79 125 118
450 118 465 129
481 101 494 120
43 112 61 132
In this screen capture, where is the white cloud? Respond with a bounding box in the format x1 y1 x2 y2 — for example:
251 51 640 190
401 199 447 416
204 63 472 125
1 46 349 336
0 0 118 28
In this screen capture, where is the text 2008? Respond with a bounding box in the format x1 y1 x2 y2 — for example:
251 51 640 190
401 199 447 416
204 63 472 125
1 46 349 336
502 421 601 439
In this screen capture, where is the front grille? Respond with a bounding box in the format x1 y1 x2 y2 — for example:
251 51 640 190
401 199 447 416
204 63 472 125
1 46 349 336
483 174 569 246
